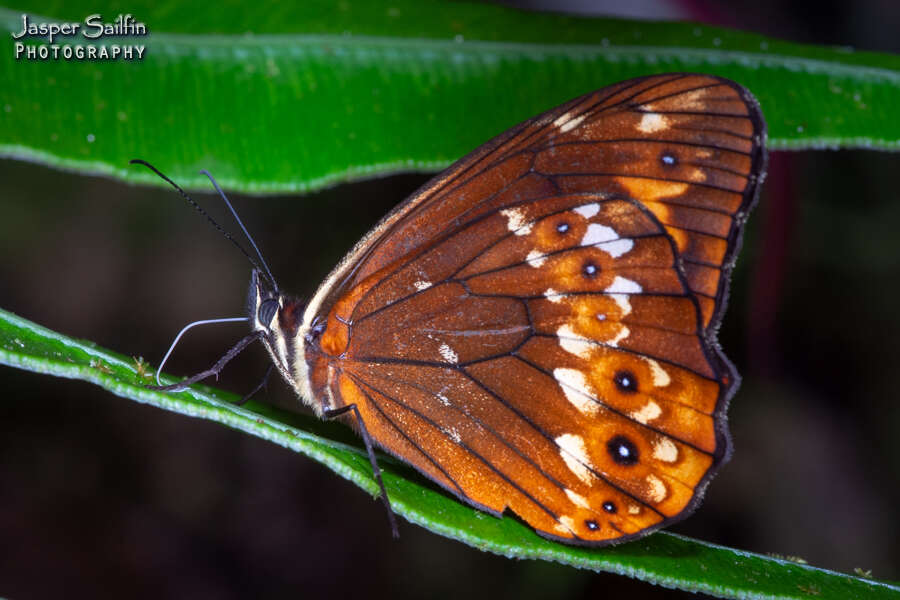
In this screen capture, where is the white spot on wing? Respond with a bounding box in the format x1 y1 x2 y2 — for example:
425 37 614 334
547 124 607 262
689 167 707 182
653 438 679 463
553 521 570 535
605 276 641 320
607 325 630 347
565 488 590 508
581 223 618 245
500 207 532 235
553 368 598 415
578 223 634 256
678 88 707 110
544 288 563 303
627 504 641 515
553 111 586 134
556 324 593 359
637 112 669 133
600 238 634 258
642 357 671 387
645 474 668 502
606 276 643 295
560 114 586 133
552 112 573 128
574 203 600 219
439 343 458 363
556 433 596 486
525 249 546 267
414 280 432 291
631 400 662 424
609 294 632 317
558 515 577 533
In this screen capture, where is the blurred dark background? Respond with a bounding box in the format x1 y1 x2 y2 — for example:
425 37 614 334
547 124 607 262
1 1 899 599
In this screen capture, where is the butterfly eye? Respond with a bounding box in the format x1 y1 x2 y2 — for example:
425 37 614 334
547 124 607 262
304 316 326 344
602 501 617 514
585 519 600 530
257 299 278 327
607 435 639 466
582 261 599 278
556 221 570 234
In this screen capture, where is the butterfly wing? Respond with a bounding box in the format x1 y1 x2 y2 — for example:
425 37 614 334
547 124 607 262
304 73 766 544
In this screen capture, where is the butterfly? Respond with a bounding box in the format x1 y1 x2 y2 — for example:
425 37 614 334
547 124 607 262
147 73 767 546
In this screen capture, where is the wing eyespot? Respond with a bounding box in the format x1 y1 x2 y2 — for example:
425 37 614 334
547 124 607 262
660 150 678 167
607 435 640 466
613 370 638 393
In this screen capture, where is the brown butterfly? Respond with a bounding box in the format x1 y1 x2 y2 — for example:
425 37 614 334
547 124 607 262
147 73 767 546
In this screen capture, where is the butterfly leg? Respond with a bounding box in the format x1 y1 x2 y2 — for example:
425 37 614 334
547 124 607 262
147 331 264 392
235 363 274 406
323 404 400 539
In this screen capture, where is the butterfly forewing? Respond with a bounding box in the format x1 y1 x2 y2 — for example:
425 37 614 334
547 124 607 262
292 73 766 545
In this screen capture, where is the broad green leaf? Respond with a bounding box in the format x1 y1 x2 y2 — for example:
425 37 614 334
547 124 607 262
1 1 899 194
1 307 897 600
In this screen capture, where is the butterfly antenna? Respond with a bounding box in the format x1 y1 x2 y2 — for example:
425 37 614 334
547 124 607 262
200 169 278 294
129 159 278 291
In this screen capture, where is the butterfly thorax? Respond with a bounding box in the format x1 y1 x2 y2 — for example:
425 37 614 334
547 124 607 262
292 259 407 417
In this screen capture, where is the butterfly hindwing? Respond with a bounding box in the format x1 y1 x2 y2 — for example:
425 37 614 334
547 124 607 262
331 194 721 543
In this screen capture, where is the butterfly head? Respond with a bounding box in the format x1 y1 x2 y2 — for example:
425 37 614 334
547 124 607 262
247 268 307 394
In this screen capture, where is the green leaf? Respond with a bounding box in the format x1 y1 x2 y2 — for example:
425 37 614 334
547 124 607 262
1 1 899 195
1 307 897 600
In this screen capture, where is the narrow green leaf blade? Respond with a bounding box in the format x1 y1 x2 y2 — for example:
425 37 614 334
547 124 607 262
1 2 898 194
1 307 896 600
